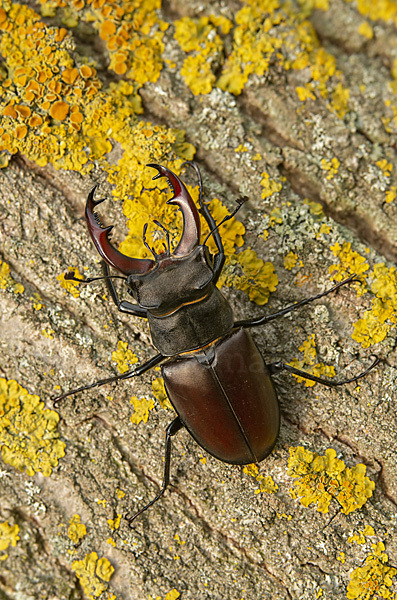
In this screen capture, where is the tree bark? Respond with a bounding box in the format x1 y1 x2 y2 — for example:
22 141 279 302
0 1 396 599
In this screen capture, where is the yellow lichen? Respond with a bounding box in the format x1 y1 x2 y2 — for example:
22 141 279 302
49 99 70 120
0 4 100 168
0 377 65 476
295 272 312 288
41 327 55 339
347 542 397 600
217 1 284 95
215 0 350 118
352 263 397 348
111 341 138 374
174 0 351 108
288 334 335 387
0 259 24 294
284 251 298 270
40 0 167 87
68 514 87 544
0 2 365 335
180 54 216 96
277 513 293 522
72 552 114 600
149 592 181 600
296 85 316 101
260 172 283 199
174 534 186 545
392 58 397 81
318 223 331 236
329 241 370 289
385 186 396 203
329 82 350 118
304 198 325 218
376 160 396 204
130 395 155 425
200 197 246 258
165 591 180 600
348 525 375 545
377 159 393 177
174 15 232 96
0 3 278 308
297 0 329 10
107 513 121 531
268 207 283 227
320 157 340 180
219 248 279 305
254 474 278 494
0 521 19 560
243 463 259 477
0 2 189 191
115 488 125 499
288 446 375 514
344 0 397 26
358 21 374 38
57 267 83 298
30 292 44 310
151 377 173 411
244 463 278 493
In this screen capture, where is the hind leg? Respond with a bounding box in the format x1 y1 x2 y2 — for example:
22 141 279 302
125 416 183 526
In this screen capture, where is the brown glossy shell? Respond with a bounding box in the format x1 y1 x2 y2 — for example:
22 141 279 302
162 328 280 464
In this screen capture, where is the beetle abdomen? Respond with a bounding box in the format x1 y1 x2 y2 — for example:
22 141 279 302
162 328 280 465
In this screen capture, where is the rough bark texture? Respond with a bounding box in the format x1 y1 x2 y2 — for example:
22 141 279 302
0 1 397 600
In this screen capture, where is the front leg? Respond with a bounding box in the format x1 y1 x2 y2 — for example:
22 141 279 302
53 353 165 404
101 261 147 318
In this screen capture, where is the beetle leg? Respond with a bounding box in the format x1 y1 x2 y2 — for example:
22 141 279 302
53 353 165 404
268 355 380 387
235 275 359 328
125 416 183 527
101 261 147 318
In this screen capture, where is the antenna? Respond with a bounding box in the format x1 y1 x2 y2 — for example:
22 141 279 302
64 271 127 284
203 196 248 246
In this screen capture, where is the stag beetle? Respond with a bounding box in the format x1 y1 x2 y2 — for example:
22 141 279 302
55 162 379 525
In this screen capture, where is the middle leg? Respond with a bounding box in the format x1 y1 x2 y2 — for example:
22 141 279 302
235 275 359 329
